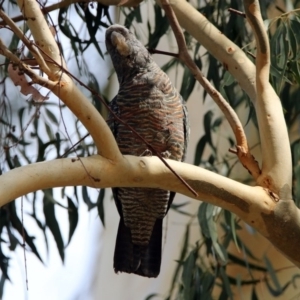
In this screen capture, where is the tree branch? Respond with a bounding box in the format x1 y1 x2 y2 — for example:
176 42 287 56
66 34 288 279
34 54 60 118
1 154 300 266
0 0 143 26
12 0 121 161
161 0 261 179
244 0 292 196
0 39 57 89
156 0 257 104
0 155 272 228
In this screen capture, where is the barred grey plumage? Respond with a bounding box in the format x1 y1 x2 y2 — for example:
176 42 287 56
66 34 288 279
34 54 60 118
106 24 189 278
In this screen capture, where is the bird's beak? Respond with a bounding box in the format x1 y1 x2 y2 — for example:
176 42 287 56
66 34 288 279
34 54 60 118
110 31 131 57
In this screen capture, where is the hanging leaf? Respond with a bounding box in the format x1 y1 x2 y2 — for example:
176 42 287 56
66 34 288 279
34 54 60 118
180 65 196 100
43 190 64 262
45 122 54 141
219 266 233 299
199 271 214 299
161 58 178 73
45 108 59 125
0 246 10 282
181 249 196 300
148 4 169 49
263 255 282 293
222 71 235 87
227 253 266 272
82 186 97 210
204 111 214 148
169 224 190 295
123 6 143 29
8 202 43 262
97 189 106 227
194 136 207 166
67 197 78 245
230 212 240 252
198 203 227 264
170 201 192 216
0 274 6 299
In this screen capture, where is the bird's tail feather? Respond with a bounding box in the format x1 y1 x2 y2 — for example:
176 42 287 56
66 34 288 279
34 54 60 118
113 217 162 278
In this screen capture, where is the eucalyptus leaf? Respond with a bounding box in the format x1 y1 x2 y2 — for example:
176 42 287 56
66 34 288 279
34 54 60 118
43 190 65 262
67 197 79 245
97 189 106 227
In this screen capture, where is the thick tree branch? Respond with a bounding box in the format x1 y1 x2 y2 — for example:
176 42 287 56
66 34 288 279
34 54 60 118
244 0 292 196
161 0 261 179
0 155 273 227
158 0 292 194
1 155 300 266
16 0 65 76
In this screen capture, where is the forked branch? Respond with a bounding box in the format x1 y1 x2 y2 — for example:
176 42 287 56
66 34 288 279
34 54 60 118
244 0 292 195
0 9 51 74
9 0 122 161
157 0 257 103
161 0 261 179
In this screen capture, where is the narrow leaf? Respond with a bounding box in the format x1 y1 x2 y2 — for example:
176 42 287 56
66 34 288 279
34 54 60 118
194 136 207 166
43 190 65 262
263 255 281 292
97 189 106 227
82 186 96 210
180 66 196 100
8 202 43 262
182 250 196 300
219 266 233 299
67 197 78 245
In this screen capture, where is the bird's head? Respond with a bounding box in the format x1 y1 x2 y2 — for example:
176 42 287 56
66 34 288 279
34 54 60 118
105 25 152 81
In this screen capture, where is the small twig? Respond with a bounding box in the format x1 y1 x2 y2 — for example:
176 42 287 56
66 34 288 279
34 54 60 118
228 8 246 18
161 0 261 179
275 6 286 14
147 48 179 58
246 51 256 60
229 148 238 154
60 133 90 158
7 105 43 149
0 9 51 74
0 39 57 90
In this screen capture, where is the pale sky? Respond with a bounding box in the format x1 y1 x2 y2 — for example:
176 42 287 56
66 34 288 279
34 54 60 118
4 189 102 300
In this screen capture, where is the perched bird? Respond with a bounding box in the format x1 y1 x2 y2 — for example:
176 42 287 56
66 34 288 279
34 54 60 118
106 24 189 278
